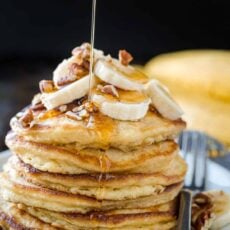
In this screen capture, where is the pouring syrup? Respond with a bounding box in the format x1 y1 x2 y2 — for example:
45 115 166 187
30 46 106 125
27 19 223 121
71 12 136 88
88 0 97 101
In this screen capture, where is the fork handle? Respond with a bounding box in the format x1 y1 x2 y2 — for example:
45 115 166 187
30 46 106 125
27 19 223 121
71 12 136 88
177 189 192 230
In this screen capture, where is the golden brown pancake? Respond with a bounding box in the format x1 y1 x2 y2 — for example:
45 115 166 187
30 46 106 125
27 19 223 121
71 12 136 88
0 172 183 213
0 197 57 230
4 155 186 200
6 133 179 174
10 111 185 150
18 200 178 230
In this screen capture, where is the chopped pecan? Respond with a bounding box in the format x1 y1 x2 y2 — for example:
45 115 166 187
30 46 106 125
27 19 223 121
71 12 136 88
39 80 55 93
72 43 91 65
72 102 98 116
99 85 119 98
19 109 34 128
58 105 67 113
65 111 82 121
78 109 89 118
84 102 99 113
69 63 88 78
118 50 133 66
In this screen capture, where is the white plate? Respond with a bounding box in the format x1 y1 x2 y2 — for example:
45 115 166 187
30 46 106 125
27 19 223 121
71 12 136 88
0 150 11 171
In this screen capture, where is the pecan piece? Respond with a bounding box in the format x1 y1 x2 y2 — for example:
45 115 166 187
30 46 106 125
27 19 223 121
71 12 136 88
39 80 55 93
58 105 67 113
19 109 34 128
69 63 88 78
65 111 82 121
119 50 133 66
72 43 91 65
99 85 119 98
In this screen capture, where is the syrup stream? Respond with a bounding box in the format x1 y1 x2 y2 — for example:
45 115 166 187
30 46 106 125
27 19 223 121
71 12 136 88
88 0 97 101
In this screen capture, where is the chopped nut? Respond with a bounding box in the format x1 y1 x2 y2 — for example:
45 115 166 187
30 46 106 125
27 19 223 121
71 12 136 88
82 60 90 70
72 43 91 65
19 109 34 128
65 111 82 121
118 50 133 66
73 102 98 114
39 80 55 93
72 105 83 113
100 85 119 98
59 105 67 112
69 63 88 77
85 102 99 113
78 109 89 118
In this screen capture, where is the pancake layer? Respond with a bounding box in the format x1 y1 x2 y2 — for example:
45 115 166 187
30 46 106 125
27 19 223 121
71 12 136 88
10 111 185 150
6 133 179 174
4 155 186 200
0 171 183 213
19 200 178 230
0 197 56 230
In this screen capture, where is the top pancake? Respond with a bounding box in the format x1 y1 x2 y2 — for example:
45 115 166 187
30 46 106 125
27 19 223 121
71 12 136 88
10 110 185 150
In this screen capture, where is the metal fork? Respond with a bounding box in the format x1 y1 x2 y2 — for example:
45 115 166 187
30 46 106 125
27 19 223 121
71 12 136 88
178 130 208 191
176 131 208 230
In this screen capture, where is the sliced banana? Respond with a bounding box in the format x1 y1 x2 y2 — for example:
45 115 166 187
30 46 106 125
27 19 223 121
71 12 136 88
144 80 183 120
42 75 91 110
92 94 150 121
94 59 148 91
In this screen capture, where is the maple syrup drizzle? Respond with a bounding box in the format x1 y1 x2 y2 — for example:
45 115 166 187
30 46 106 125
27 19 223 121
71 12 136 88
88 0 97 101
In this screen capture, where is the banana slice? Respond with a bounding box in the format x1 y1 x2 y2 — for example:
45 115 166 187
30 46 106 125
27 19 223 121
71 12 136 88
42 75 91 110
94 59 149 91
144 80 183 120
92 92 150 121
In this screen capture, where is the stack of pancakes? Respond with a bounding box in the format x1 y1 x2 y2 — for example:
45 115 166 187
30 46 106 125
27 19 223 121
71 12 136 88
0 46 186 229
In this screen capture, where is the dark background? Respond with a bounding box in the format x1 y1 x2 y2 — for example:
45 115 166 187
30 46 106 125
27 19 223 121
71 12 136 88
0 0 229 150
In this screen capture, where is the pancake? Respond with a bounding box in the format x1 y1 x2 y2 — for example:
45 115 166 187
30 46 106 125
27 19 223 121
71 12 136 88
0 197 57 230
10 110 185 150
6 133 178 174
0 172 183 213
4 155 186 200
18 200 178 229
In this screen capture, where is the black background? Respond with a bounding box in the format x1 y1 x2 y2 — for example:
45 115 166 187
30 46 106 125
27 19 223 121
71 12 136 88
0 0 229 149
1 0 229 62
